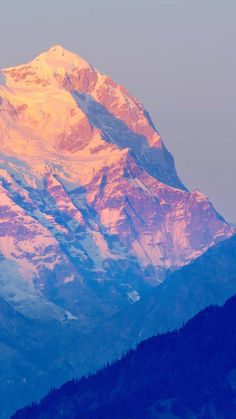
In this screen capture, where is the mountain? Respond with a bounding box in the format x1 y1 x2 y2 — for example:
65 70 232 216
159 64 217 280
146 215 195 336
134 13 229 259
13 294 236 419
70 233 236 370
0 45 235 417
2 234 236 418
0 45 233 322
136 232 236 337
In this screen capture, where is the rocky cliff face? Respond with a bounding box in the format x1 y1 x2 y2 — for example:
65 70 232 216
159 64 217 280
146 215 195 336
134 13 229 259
0 45 233 319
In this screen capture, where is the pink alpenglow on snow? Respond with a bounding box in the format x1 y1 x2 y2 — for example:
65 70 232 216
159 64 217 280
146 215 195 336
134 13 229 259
0 45 233 318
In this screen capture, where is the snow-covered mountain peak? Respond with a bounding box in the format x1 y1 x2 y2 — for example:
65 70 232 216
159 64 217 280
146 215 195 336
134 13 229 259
1 45 93 91
0 46 234 322
32 44 91 73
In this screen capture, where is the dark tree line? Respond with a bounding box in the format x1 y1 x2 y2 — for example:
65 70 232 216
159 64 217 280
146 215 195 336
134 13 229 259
13 294 236 418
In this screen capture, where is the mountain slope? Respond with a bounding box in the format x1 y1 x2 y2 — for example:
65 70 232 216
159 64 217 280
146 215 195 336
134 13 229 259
74 233 236 368
126 232 236 338
137 232 236 337
13 294 236 419
0 45 233 321
2 234 236 418
0 295 99 419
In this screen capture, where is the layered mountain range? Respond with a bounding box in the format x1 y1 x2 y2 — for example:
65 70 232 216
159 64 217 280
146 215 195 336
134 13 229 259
0 46 235 417
1 232 236 418
0 45 233 321
13 294 236 419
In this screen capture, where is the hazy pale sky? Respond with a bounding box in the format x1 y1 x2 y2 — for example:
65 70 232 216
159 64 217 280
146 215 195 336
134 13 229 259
0 0 235 221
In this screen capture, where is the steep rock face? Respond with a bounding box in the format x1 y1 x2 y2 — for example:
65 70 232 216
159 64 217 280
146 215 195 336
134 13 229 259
0 45 233 318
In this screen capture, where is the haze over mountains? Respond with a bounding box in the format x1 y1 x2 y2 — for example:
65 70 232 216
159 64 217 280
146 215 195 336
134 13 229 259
13 296 236 419
13 294 236 419
1 233 236 418
0 46 235 417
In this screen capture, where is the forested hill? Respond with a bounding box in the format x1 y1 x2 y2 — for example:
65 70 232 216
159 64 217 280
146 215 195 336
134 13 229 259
13 294 236 419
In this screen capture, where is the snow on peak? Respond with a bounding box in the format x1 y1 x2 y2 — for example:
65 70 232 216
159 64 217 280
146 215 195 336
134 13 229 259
0 46 234 327
1 45 93 90
31 44 91 73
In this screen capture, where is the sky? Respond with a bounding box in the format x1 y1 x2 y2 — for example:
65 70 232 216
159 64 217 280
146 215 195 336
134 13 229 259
0 0 235 221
